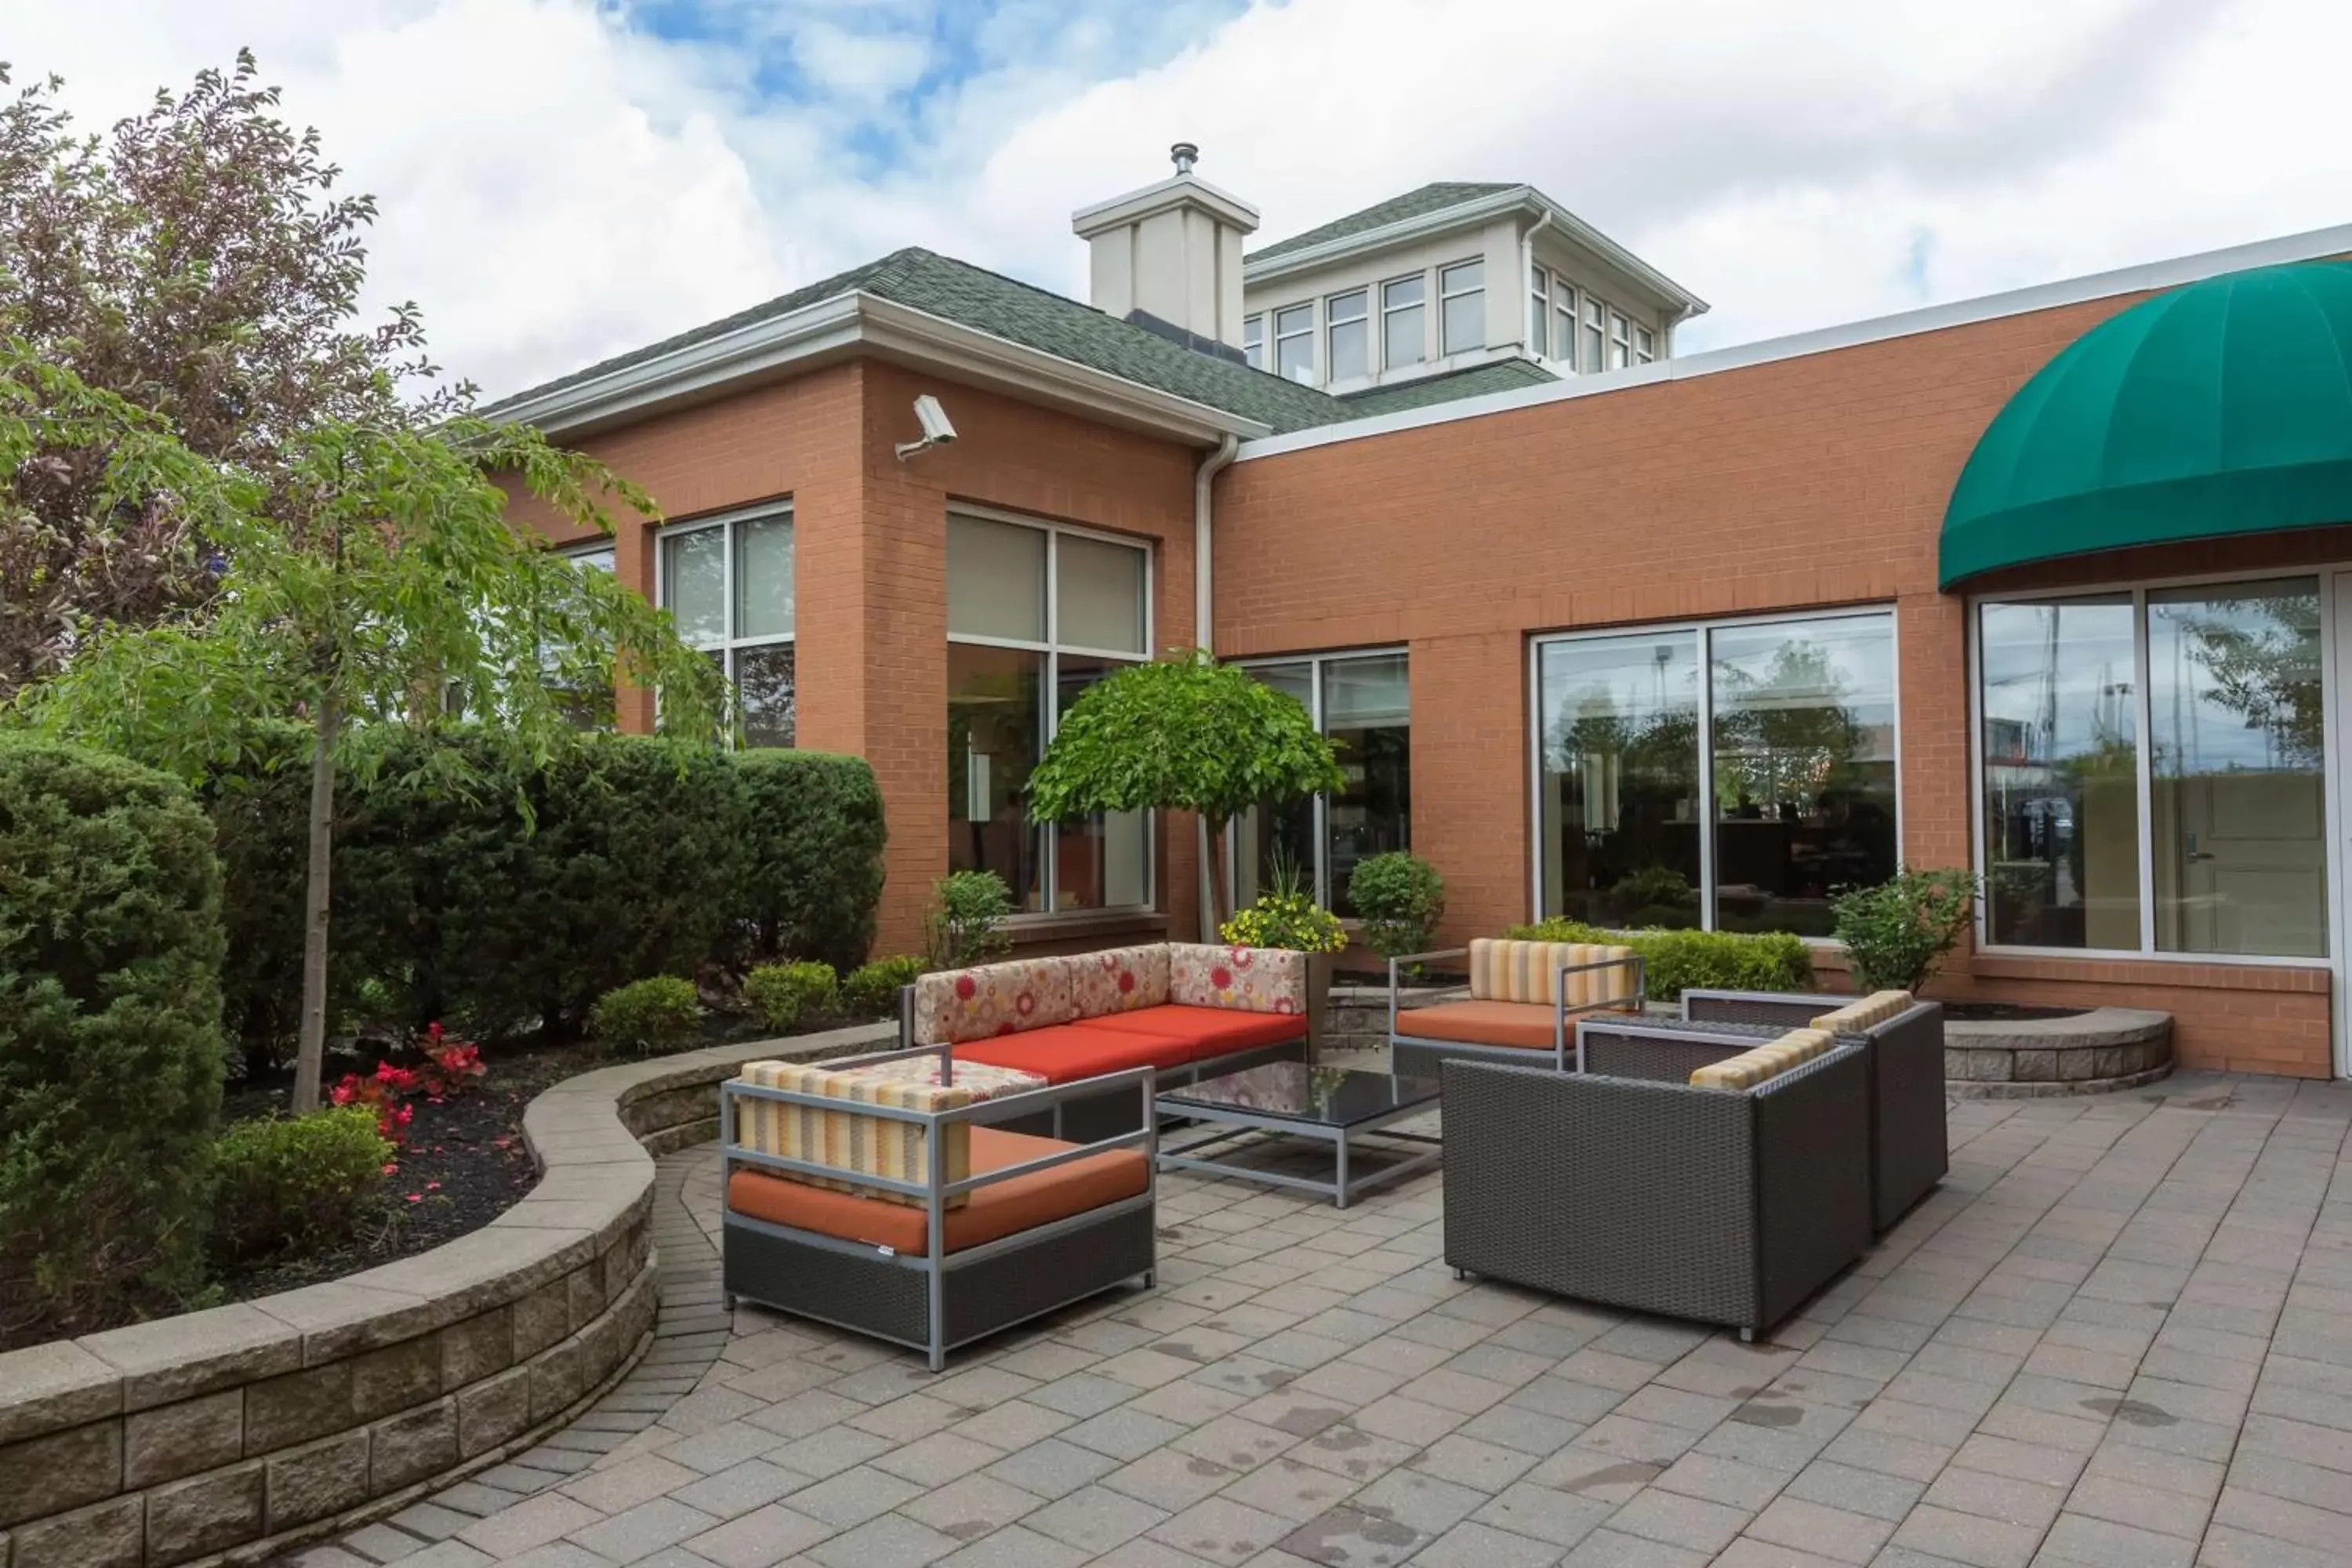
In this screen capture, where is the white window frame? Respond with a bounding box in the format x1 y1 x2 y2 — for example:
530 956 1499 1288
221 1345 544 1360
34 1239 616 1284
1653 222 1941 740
1439 258 1486 357
946 504 1157 918
1327 288 1370 383
1967 563 2341 969
1273 302 1316 385
1243 313 1265 371
1529 264 1550 358
1381 272 1428 369
1553 275 1579 372
1635 325 1657 365
1234 646 1410 910
1526 604 1904 941
1609 310 1633 370
1582 295 1606 372
653 501 795 746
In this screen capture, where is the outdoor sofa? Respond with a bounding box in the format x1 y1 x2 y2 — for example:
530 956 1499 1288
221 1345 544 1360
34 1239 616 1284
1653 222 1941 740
899 943 1311 1142
720 1044 1156 1370
1679 988 1947 1231
1443 1017 1873 1338
1387 937 1646 1076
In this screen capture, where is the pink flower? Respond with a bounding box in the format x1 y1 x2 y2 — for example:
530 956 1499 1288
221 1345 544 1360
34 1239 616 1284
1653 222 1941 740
381 1163 399 1176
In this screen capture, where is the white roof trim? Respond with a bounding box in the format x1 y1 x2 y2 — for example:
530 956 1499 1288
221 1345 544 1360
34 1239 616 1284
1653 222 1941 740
489 292 1269 445
1236 219 2352 464
1244 185 1708 319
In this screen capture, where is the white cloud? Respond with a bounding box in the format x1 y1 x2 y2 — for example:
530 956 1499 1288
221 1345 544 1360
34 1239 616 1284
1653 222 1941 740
11 0 2350 397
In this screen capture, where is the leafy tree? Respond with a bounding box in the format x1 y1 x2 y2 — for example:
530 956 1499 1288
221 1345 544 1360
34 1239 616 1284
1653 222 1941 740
1830 866 1980 995
1026 649 1345 928
0 51 456 693
12 345 725 1109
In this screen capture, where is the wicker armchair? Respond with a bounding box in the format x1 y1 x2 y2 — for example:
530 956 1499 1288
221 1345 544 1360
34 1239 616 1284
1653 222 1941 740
1442 1021 1872 1338
1681 989 1948 1232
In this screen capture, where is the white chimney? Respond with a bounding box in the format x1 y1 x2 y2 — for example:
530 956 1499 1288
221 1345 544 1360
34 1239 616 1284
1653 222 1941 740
1072 143 1260 351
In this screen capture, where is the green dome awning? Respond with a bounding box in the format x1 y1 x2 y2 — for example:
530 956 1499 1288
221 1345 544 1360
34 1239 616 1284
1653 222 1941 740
1940 260 2352 589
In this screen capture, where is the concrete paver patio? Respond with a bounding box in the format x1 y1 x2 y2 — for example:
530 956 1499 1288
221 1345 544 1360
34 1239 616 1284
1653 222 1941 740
285 1069 2352 1568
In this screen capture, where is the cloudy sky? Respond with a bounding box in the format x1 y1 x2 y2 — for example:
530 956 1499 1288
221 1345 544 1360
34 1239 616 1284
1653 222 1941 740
13 0 2348 401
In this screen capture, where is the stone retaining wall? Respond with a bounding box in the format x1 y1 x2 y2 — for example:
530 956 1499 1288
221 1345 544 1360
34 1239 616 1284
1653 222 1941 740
0 1023 891 1568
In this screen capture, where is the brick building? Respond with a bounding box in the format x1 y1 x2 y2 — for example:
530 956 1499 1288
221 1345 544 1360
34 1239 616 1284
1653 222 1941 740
492 154 2352 1080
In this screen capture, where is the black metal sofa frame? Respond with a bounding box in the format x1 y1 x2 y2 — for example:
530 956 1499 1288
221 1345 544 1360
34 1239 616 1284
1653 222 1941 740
1442 1021 1872 1338
1680 989 1948 1232
720 1043 1157 1371
1385 949 1646 1078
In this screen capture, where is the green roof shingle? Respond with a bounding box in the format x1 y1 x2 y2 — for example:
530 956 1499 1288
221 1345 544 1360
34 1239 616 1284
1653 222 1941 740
487 244 1549 438
1247 183 1518 263
1339 359 1558 417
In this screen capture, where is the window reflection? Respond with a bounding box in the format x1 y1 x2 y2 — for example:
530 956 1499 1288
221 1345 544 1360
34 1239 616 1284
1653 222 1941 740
947 644 1044 910
1537 634 1703 927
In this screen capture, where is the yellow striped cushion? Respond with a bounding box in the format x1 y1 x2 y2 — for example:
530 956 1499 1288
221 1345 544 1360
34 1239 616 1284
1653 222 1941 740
1467 939 1638 1007
734 1060 974 1209
1812 990 1916 1034
1690 1027 1835 1091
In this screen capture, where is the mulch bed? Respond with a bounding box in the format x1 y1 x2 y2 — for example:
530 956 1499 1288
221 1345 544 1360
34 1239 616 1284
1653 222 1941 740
214 1009 877 1304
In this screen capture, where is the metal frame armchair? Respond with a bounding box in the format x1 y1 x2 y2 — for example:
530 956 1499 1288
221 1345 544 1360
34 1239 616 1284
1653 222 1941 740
1679 989 1948 1232
1443 1020 1871 1338
720 1042 1157 1370
1388 948 1646 1076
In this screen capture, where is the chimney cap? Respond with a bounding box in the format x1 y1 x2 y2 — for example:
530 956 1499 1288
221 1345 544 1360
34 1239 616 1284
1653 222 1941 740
1171 142 1199 176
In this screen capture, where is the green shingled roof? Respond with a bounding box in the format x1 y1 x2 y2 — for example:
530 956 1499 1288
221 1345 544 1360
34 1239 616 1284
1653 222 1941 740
1340 358 1557 417
487 244 1553 438
1247 183 1519 263
487 247 1352 435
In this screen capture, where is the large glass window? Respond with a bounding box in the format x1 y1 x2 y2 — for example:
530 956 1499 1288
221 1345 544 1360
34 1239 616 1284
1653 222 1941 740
1383 275 1426 369
1440 260 1484 356
946 514 1151 913
1979 597 2140 949
1235 652 1410 918
659 506 794 746
1537 611 1898 935
1978 579 2329 960
1328 289 1369 382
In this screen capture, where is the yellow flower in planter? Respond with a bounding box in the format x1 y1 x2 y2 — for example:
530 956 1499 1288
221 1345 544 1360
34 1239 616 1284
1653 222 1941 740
1220 891 1345 954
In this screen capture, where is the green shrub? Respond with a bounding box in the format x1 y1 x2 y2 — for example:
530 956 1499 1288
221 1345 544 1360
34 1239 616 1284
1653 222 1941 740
1831 867 1979 994
732 749 887 971
208 1108 392 1265
927 870 1014 970
0 738 229 1341
1349 852 1446 960
589 976 704 1053
1503 917 1813 1002
744 961 839 1032
843 955 927 1016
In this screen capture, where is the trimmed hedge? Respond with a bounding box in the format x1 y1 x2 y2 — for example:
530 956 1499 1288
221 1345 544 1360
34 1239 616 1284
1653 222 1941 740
0 738 228 1342
1503 918 1814 1002
209 1108 391 1265
206 725 887 1058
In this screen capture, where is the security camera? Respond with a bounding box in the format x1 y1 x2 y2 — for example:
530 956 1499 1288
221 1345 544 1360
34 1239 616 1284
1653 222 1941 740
896 395 957 460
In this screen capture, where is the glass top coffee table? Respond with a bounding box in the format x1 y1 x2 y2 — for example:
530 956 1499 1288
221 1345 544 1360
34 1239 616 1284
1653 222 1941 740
1156 1062 1441 1208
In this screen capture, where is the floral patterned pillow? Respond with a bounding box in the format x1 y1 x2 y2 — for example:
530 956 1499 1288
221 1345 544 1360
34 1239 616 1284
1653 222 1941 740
1070 945 1172 1017
1167 943 1308 1015
910 956 1080 1044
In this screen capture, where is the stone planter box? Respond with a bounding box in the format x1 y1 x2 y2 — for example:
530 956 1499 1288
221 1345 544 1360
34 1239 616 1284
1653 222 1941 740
1944 1008 2174 1097
0 1022 890 1568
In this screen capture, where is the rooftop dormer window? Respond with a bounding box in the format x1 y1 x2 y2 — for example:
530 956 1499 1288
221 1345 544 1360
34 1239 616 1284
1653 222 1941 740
1243 314 1265 371
1327 289 1370 382
1383 275 1426 369
1275 303 1315 383
1440 260 1484 356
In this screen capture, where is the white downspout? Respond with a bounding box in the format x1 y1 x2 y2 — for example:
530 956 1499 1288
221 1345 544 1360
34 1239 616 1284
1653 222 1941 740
1193 431 1241 942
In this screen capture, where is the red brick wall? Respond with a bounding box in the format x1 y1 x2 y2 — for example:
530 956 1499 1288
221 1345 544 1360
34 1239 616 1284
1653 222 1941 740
1215 294 2342 1077
510 361 1206 957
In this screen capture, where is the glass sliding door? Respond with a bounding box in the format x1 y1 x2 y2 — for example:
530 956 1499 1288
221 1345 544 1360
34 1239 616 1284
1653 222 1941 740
1977 597 2142 949
1323 653 1410 916
1235 662 1318 908
2147 579 2325 957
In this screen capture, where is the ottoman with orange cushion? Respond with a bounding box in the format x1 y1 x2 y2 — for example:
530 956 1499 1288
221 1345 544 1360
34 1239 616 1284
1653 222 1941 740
899 943 1313 1142
720 1047 1157 1370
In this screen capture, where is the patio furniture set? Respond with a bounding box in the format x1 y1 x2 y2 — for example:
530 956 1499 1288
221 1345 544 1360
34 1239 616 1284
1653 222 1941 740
713 937 1948 1369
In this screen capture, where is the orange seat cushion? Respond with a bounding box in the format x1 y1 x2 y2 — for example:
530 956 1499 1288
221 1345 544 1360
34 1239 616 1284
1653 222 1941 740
728 1126 1148 1254
955 1024 1179 1083
1395 1000 1569 1051
1077 1004 1305 1062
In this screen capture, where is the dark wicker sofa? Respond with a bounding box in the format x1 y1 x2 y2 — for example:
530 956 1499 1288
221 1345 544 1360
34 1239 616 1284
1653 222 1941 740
720 1045 1157 1370
1681 989 1947 1232
1442 1019 1872 1339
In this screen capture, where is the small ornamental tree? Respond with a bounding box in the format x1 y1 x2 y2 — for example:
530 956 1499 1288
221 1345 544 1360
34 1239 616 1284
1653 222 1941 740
1027 649 1345 930
13 347 726 1110
1831 867 1980 995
